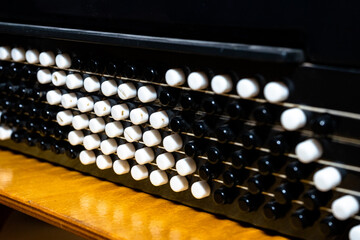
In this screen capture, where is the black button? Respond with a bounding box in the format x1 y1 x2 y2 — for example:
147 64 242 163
320 215 345 236
159 88 178 107
231 149 253 169
72 56 83 69
66 145 83 159
51 141 68 154
192 120 209 138
206 146 225 164
143 67 160 82
213 188 236 205
41 105 59 121
122 64 137 78
87 59 103 73
291 207 318 229
11 130 25 143
202 97 221 115
222 169 246 188
26 133 40 147
263 201 287 220
269 134 289 156
54 126 72 140
252 105 274 124
238 193 264 212
285 161 308 182
37 137 53 150
216 124 237 143
184 140 203 158
274 182 303 204
247 174 273 195
8 63 21 79
257 155 274 175
241 129 261 150
40 121 57 136
106 61 118 75
302 188 332 211
198 163 220 181
180 92 199 110
226 101 245 120
311 114 335 135
169 116 188 133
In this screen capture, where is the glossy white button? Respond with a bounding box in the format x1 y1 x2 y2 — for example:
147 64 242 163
191 181 211 199
156 153 175 170
111 104 130 121
77 96 94 112
37 69 52 84
187 72 209 90
349 225 360 240
130 107 149 125
150 170 168 186
94 100 111 116
61 93 78 109
66 73 83 89
313 166 342 192
165 68 185 86
135 147 155 165
84 76 100 92
79 150 96 165
236 78 260 99
25 49 39 63
332 195 359 221
138 85 157 103
264 81 289 103
124 125 142 142
89 118 105 133
176 157 197 176
118 82 137 100
163 133 183 152
96 155 113 170
72 114 89 130
68 130 84 145
105 122 123 138
149 111 169 129
0 46 11 60
11 47 25 62
100 139 118 155
117 143 135 160
39 51 55 66
0 125 13 140
56 110 73 126
131 165 148 181
101 80 118 96
113 160 130 175
280 108 307 131
143 130 162 147
211 74 233 94
55 53 71 69
46 89 62 105
51 71 67 86
83 134 101 150
170 175 188 192
295 139 323 163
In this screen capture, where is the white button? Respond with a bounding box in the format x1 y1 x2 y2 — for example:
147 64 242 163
165 68 185 86
96 155 113 170
25 49 39 63
313 166 342 192
101 80 118 96
83 134 101 150
211 74 233 94
143 130 162 147
236 78 260 99
37 69 52 84
11 47 25 62
149 111 169 129
134 147 155 165
150 170 168 186
130 107 149 125
105 122 123 138
187 71 209 90
84 76 100 92
61 93 78 109
137 85 157 103
55 53 71 69
68 130 84 145
79 150 96 165
111 104 130 120
56 110 73 126
113 160 130 175
117 143 135 160
94 100 111 116
295 139 323 163
191 181 211 199
72 114 89 130
46 89 62 105
163 133 183 152
349 225 360 240
118 82 137 100
66 73 83 89
0 125 13 140
39 51 55 66
156 153 175 170
100 139 118 155
77 96 94 112
131 165 148 181
124 126 142 142
0 46 11 60
89 117 105 133
176 157 197 176
332 195 359 221
280 108 307 131
170 175 188 192
51 71 67 86
264 81 289 103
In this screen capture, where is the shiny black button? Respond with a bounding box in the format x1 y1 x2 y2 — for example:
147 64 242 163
26 133 40 146
274 182 303 204
226 101 245 120
11 130 25 143
169 117 188 133
87 59 103 73
238 193 264 212
66 145 83 159
213 188 235 204
222 169 245 188
252 105 274 124
159 88 178 107
269 134 289 156
51 140 68 154
106 61 118 75
202 97 222 114
37 137 53 150
54 126 72 140
184 141 203 158
247 174 273 195
206 146 225 164
193 120 209 138
263 201 287 220
198 163 220 181
285 161 308 182
291 208 318 229
122 64 137 78
216 125 236 143
143 67 160 82
241 129 261 150
231 149 253 169
302 188 332 211
319 215 345 236
257 155 275 176
311 114 335 135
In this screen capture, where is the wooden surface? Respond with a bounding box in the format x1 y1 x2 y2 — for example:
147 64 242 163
0 149 288 240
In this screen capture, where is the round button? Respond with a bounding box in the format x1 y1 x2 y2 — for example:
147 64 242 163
149 111 169 129
295 138 323 163
11 47 25 62
165 68 186 86
176 157 196 176
56 110 73 126
100 139 118 155
211 74 233 94
285 161 307 182
216 125 236 143
280 108 307 131
238 194 263 212
252 105 274 124
37 69 52 84
101 80 118 96
117 143 136 160
51 71 67 86
25 49 39 63
198 164 218 181
61 93 78 109
96 155 113 170
94 100 111 116
313 166 342 192
105 122 123 138
184 141 202 158
0 125 13 140
79 150 96 165
207 147 224 164
131 165 149 181
159 88 178 107
83 134 101 150
274 182 302 204
89 117 106 133
84 76 100 92
170 175 188 192
156 153 175 170
113 160 130 175
331 195 359 220
150 170 168 186
231 149 252 169
163 133 183 152
66 73 83 89
143 130 162 147
55 53 71 69
213 188 234 204
138 85 157 103
349 225 360 240
124 125 142 142
226 101 245 120
222 170 241 188
130 107 149 125
269 134 289 156
39 51 55 66
118 82 137 100
263 81 289 103
68 130 84 145
236 78 260 98
111 104 130 121
0 46 11 60
191 181 211 199
77 96 94 112
46 89 62 105
247 174 272 195
135 147 155 165
187 72 209 90
320 215 344 236
72 114 89 130
291 208 316 229
311 114 335 135
263 201 286 220
303 188 331 211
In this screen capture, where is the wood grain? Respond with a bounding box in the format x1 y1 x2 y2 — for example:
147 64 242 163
0 149 288 240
